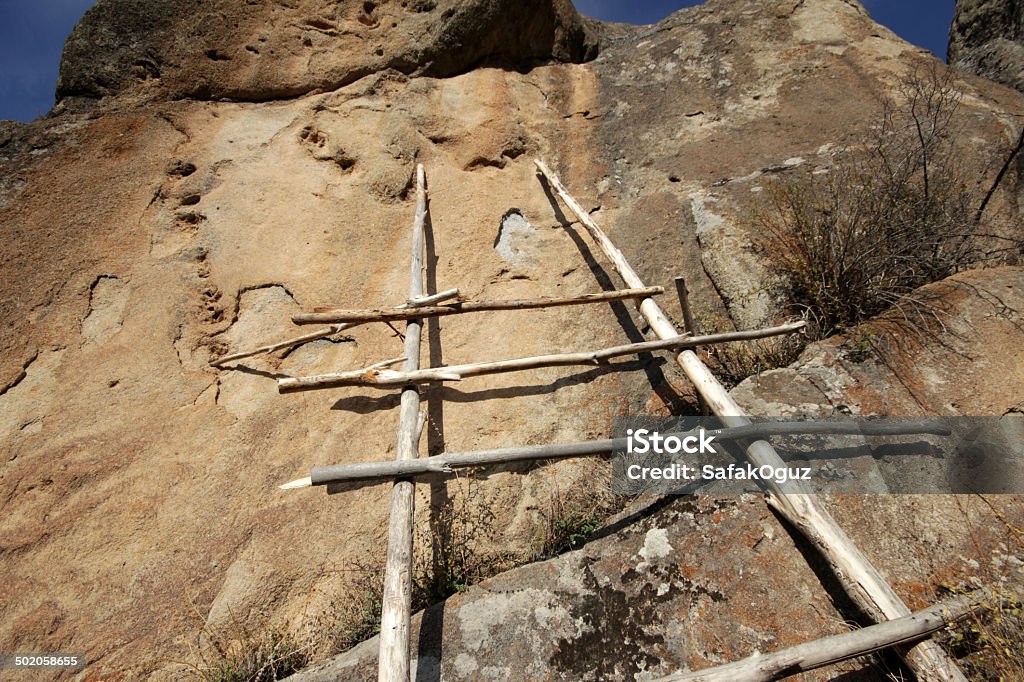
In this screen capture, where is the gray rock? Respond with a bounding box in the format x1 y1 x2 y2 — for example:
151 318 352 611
950 0 1024 90
287 495 867 681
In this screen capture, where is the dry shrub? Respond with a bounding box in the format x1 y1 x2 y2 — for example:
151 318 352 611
326 564 385 655
533 465 623 559
947 587 1024 681
308 474 623 660
757 64 1022 337
188 613 308 682
412 475 519 605
933 495 1024 681
702 335 806 388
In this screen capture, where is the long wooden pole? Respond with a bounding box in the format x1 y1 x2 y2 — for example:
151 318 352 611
275 419 951 489
673 276 708 414
655 591 990 682
378 164 427 682
210 322 362 366
209 290 460 367
534 159 967 682
292 287 665 325
277 322 805 393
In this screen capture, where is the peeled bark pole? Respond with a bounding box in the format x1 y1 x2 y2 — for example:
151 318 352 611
377 164 427 682
673 276 708 414
655 591 989 682
277 322 805 393
209 290 460 367
534 159 967 682
292 287 664 325
210 322 362 367
277 419 952 489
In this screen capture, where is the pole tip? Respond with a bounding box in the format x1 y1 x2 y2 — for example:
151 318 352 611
280 477 312 490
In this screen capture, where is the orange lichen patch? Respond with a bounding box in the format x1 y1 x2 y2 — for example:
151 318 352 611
680 563 699 581
782 44 821 62
644 392 679 417
742 526 763 549
840 381 905 416
897 579 943 611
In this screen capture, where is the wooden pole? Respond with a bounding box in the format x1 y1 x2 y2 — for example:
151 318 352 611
534 159 967 682
673 276 699 338
277 323 805 393
209 290 460 367
407 288 460 306
378 164 427 682
654 591 990 682
210 322 362 367
276 419 952 489
673 276 708 414
292 287 665 325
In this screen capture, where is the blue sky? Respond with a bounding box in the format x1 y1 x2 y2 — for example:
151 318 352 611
0 0 956 123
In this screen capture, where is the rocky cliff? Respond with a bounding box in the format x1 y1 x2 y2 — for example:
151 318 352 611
1 0 1023 679
950 0 1024 90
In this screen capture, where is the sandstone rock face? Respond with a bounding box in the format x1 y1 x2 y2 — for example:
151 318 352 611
950 0 1024 91
56 0 598 102
1 0 1023 678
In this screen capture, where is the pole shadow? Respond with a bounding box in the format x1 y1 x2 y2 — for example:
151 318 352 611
416 176 447 682
535 174 693 415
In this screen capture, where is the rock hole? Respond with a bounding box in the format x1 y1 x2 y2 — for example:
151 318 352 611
358 1 379 26
245 45 260 54
669 175 681 183
299 126 326 147
335 153 356 171
501 136 527 160
177 211 206 226
464 156 507 171
180 194 201 206
375 47 385 56
167 161 197 178
304 18 336 30
204 49 231 61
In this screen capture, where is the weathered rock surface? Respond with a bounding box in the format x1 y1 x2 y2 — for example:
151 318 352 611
289 267 1024 680
950 0 1024 91
733 266 1024 418
1 0 1023 679
56 0 598 103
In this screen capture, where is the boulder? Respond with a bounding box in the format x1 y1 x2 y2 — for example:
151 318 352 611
950 0 1024 91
